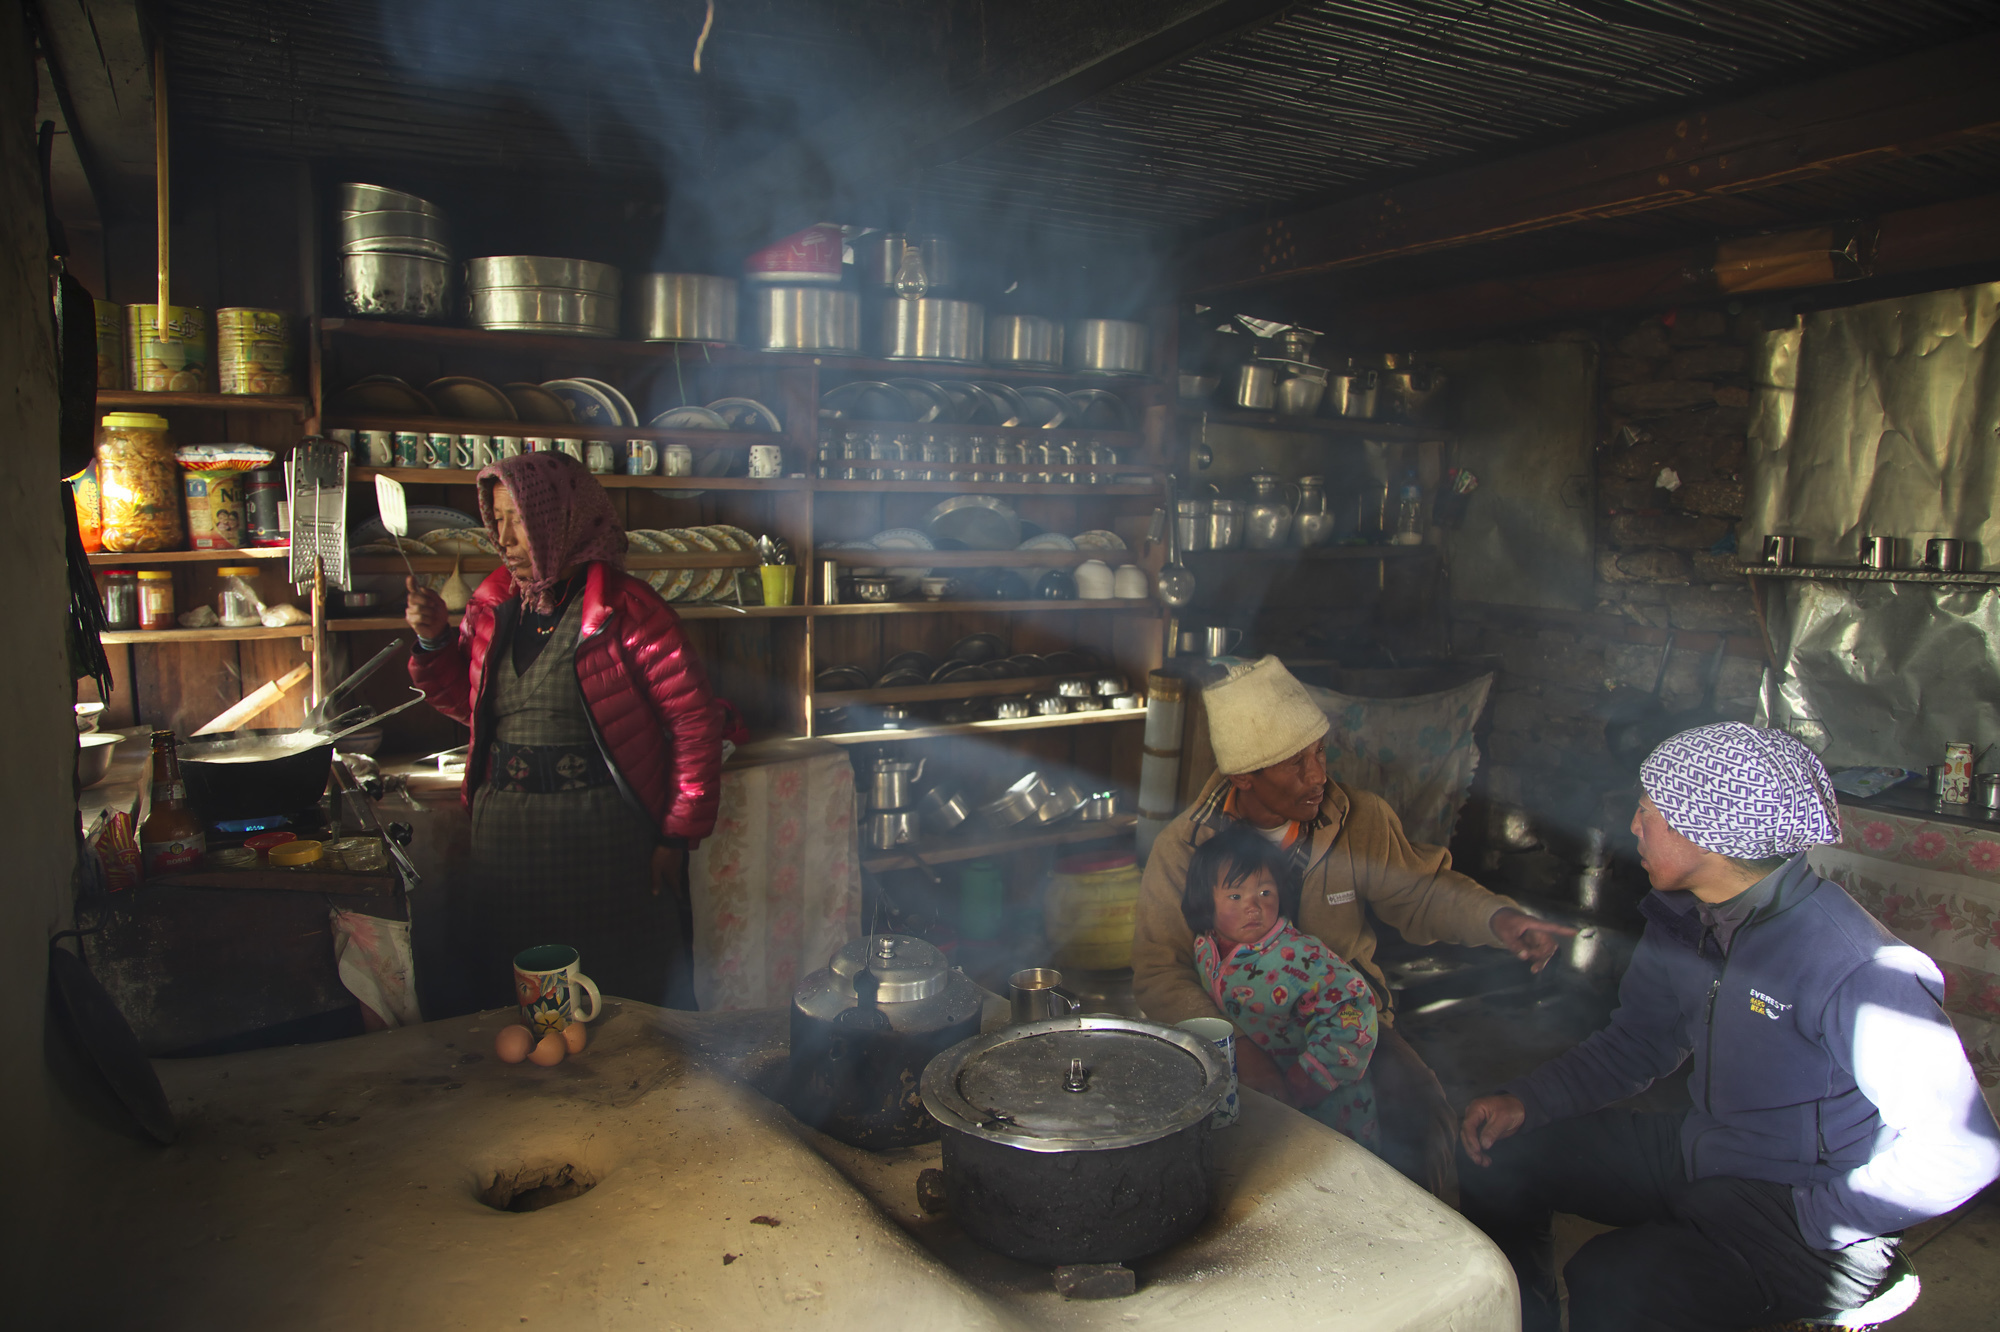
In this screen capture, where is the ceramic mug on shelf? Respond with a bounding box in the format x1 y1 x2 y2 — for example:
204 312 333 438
1112 564 1148 599
584 439 616 474
360 430 394 467
523 436 552 454
450 435 477 470
624 440 658 476
495 435 524 460
393 431 423 467
662 442 694 476
555 438 584 462
513 944 601 1038
748 443 784 479
1176 1017 1240 1128
423 432 455 469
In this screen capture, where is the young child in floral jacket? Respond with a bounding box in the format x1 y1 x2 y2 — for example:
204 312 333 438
1182 821 1381 1146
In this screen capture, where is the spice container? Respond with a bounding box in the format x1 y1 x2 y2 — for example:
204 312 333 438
101 570 139 630
96 412 186 552
269 839 325 869
137 571 176 630
216 566 265 627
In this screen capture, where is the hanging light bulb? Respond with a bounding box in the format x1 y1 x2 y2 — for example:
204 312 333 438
893 241 928 299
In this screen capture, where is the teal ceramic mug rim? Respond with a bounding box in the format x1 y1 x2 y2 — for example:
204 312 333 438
515 944 580 973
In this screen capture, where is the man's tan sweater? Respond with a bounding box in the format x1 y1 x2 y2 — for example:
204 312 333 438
1132 773 1518 1030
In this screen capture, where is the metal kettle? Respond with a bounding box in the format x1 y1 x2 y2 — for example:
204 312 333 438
1244 472 1298 550
869 756 926 812
1292 475 1336 547
786 933 985 1149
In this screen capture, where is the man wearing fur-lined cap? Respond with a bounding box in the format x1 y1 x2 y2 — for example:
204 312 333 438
1133 655 1574 1201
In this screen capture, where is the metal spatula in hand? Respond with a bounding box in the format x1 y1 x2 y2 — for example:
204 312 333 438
374 474 421 586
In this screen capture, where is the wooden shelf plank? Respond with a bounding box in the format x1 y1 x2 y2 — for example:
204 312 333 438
809 598 1157 617
88 547 291 566
821 357 1156 390
353 553 753 572
814 478 1158 495
328 415 785 446
1181 407 1451 442
102 625 315 645
1737 564 2000 586
825 549 1142 568
1185 545 1437 561
350 466 807 491
862 812 1135 873
97 390 311 416
817 710 1144 745
814 672 1133 707
821 421 1142 444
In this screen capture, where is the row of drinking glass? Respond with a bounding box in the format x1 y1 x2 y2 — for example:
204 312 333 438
816 427 1131 484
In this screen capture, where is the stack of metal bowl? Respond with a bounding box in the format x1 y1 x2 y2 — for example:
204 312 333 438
337 183 453 323
466 256 622 338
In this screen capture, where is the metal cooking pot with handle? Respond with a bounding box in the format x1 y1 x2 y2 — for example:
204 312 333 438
921 1015 1228 1265
787 934 985 1150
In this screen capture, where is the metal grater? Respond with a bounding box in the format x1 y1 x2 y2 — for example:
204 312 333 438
288 438 351 590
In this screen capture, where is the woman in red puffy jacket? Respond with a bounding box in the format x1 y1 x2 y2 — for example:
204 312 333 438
405 451 726 1011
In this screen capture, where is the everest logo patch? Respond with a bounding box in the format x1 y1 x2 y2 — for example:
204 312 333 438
1748 988 1791 1021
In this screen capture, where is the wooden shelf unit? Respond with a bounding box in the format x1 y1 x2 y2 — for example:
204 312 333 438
89 548 290 566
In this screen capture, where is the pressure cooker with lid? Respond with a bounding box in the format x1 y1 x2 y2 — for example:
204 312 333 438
922 1015 1228 1264
786 933 984 1150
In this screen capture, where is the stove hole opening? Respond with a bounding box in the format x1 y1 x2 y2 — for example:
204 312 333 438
479 1162 599 1213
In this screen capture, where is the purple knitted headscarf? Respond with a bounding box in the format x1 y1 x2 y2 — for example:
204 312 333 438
1639 722 1840 859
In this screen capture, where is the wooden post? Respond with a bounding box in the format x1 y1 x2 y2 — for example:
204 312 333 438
153 45 169 339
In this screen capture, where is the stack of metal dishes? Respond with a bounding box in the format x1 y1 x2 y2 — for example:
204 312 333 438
337 183 452 323
466 256 622 338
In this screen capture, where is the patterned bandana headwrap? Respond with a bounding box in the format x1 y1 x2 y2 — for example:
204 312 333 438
476 452 627 613
1639 722 1839 860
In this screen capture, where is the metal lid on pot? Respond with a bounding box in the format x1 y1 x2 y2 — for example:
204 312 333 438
922 1016 1227 1152
829 933 947 1002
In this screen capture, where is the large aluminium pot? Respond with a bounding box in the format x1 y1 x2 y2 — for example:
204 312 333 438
1067 318 1148 376
921 1015 1228 1266
879 297 983 363
986 314 1063 370
179 727 335 822
630 273 739 343
752 286 861 353
787 933 984 1149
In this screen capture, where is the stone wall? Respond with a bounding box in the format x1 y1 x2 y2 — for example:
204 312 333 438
1450 306 1771 899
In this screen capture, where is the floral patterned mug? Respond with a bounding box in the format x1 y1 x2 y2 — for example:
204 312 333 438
513 944 602 1038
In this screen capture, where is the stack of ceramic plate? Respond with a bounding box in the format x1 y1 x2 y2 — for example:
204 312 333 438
467 257 621 338
337 184 452 323
629 525 758 603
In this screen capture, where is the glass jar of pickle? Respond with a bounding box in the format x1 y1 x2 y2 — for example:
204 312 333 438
96 412 185 552
137 571 176 630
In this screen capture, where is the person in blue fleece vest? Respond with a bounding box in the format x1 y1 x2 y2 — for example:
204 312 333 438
1457 722 2000 1332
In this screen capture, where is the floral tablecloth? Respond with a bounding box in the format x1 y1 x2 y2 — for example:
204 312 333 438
1809 805 2000 1110
688 744 861 1012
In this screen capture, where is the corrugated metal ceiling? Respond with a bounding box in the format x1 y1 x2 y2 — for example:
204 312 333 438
152 0 2000 271
910 0 2000 241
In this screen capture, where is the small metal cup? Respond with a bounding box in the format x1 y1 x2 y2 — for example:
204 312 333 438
1762 535 1798 568
1860 535 1895 570
1926 537 1965 572
1009 967 1079 1026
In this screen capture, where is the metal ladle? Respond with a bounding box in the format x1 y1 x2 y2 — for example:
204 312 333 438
1156 473 1197 609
